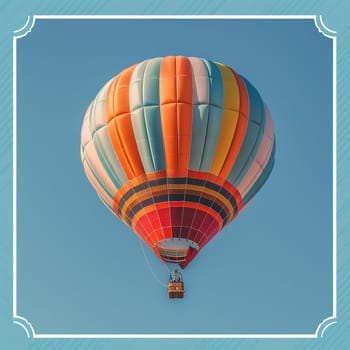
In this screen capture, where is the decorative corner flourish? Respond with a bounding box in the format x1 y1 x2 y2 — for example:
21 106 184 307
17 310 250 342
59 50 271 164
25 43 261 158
315 316 337 338
314 15 337 38
13 16 36 39
13 315 36 338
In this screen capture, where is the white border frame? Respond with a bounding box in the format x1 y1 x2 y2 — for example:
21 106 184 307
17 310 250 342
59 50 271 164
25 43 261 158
13 15 337 339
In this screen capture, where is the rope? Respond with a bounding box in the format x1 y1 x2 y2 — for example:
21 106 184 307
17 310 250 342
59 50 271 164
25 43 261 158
162 261 171 273
138 239 168 288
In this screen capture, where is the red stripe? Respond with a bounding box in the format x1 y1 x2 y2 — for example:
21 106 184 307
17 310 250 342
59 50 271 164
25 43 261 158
133 206 221 250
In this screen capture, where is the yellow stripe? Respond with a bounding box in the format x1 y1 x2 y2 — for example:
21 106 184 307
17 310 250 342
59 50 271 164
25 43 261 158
210 63 240 176
120 183 235 220
159 249 188 254
159 251 188 257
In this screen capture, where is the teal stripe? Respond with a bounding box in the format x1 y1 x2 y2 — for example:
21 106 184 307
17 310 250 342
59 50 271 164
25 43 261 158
194 59 224 171
81 144 114 200
227 76 266 186
129 60 154 171
190 104 210 170
189 57 209 171
92 127 126 189
242 140 276 206
158 249 188 256
130 58 166 173
89 82 128 189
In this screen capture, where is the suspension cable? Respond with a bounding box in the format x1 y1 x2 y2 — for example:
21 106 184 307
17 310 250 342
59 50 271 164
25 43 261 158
162 260 171 273
138 239 168 288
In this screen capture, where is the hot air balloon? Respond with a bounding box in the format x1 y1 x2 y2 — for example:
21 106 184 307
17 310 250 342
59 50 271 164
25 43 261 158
80 56 275 298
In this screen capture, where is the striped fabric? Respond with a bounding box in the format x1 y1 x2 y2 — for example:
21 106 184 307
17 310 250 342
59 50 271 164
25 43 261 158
81 56 275 269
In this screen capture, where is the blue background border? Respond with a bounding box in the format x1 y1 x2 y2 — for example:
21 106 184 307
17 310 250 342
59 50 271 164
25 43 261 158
1 0 349 349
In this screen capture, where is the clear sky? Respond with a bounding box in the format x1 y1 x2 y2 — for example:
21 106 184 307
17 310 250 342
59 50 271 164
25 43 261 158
17 18 333 334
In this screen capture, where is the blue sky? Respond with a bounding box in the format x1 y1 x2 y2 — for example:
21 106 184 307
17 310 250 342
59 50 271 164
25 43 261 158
17 18 333 334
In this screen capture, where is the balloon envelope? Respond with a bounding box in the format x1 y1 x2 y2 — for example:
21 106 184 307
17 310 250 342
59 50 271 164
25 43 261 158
81 56 275 269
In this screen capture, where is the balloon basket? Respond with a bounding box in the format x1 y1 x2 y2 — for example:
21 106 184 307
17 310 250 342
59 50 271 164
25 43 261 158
168 270 185 299
168 282 185 299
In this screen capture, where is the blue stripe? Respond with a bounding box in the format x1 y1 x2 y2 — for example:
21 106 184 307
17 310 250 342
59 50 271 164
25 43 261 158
227 76 266 186
81 143 114 200
89 82 128 189
190 59 224 172
130 58 166 173
242 139 276 206
92 127 126 189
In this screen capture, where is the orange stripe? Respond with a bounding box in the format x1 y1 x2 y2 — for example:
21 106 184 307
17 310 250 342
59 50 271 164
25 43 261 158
113 171 166 210
113 169 242 220
106 64 144 179
159 56 193 176
105 73 121 123
116 171 166 198
219 69 250 179
121 185 235 222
